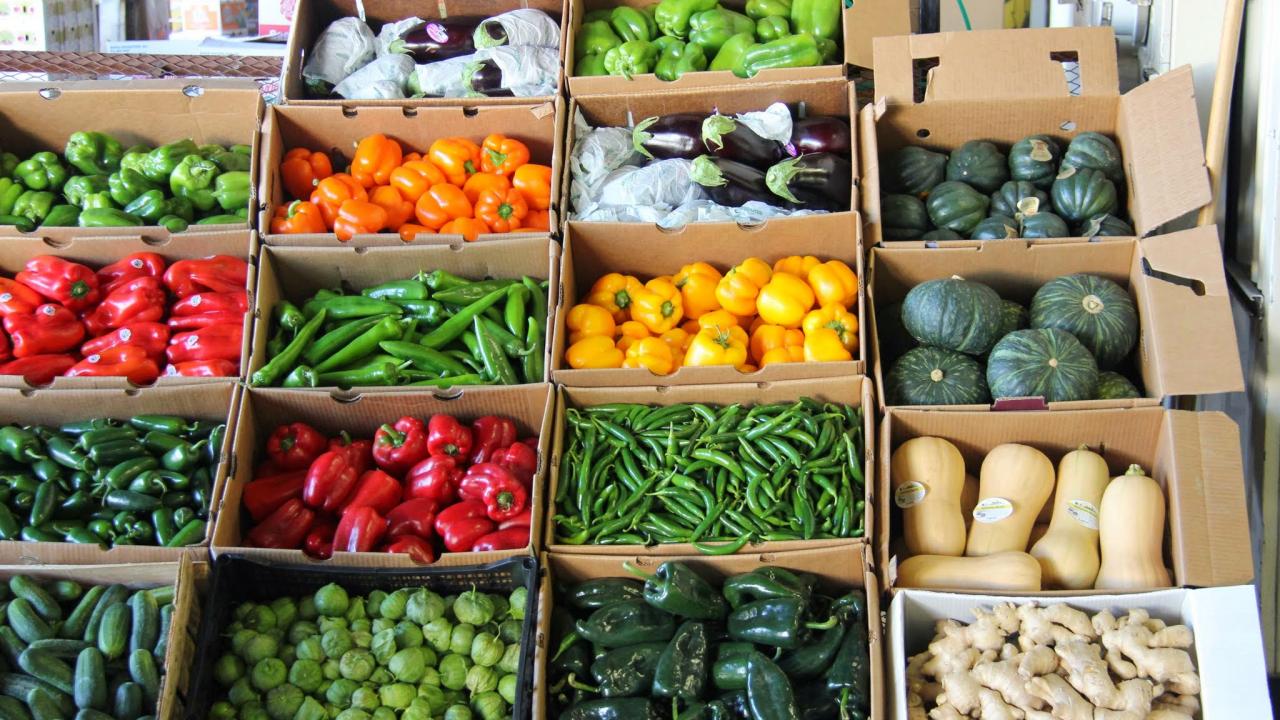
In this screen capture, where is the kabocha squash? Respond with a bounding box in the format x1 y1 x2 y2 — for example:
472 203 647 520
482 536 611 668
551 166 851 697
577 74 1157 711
901 277 1004 355
970 215 1018 240
1051 166 1118 225
926 181 991 234
997 300 1029 338
945 140 1009 193
1095 464 1172 590
896 552 1042 591
966 443 1055 557
1008 134 1061 190
1019 211 1070 239
887 346 989 406
961 473 979 531
884 146 948 196
1030 273 1138 369
1030 446 1110 589
987 328 1099 402
882 194 931 240
1096 371 1141 400
921 228 962 241
1079 212 1135 238
990 180 1050 218
877 302 916 366
891 437 967 556
1063 131 1124 183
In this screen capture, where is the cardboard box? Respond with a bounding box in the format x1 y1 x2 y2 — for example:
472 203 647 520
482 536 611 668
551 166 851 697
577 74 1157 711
876 405 1253 595
171 0 259 38
280 0 565 106
859 27 1211 246
867 229 1243 410
0 79 264 241
248 236 559 386
213 384 554 566
0 231 257 390
555 219 864 387
535 547 883 719
0 384 238 564
886 587 1274 720
257 100 565 246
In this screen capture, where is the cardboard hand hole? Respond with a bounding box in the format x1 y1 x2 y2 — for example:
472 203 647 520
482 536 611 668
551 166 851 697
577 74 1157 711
655 224 685 235
912 57 940 103
1050 51 1082 96
41 237 71 249
342 107 359 118
431 387 465 401
142 236 173 247
182 85 205 98
17 388 36 399
463 107 480 118
736 220 767 232
402 107 418 118
1141 257 1207 297
329 390 364 404
37 88 60 100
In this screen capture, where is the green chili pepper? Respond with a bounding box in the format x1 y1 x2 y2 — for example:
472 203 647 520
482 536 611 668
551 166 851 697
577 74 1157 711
420 287 509 349
0 427 44 463
165 518 206 547
313 315 404 373
388 299 445 325
379 341 470 376
473 317 518 385
251 309 326 387
283 365 318 388
362 279 429 301
302 294 401 321
28 482 60 526
316 356 407 387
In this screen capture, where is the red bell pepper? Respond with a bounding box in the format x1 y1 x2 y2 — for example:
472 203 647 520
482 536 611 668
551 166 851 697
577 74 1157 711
329 433 373 476
163 255 249 298
171 290 249 317
242 469 308 521
427 415 473 459
405 455 461 505
246 497 315 549
521 436 538 449
381 535 436 564
469 416 517 465
499 508 532 531
0 331 9 363
434 500 495 553
492 442 538 486
267 422 327 471
344 469 403 515
166 322 243 364
385 498 438 540
82 276 167 337
162 359 239 377
333 505 387 553
96 252 166 295
373 416 430 476
167 312 245 331
80 321 169 360
66 345 160 385
15 256 100 312
303 521 337 559
5 304 84 357
471 527 530 552
459 463 528 522
0 354 76 384
303 450 359 513
0 278 43 317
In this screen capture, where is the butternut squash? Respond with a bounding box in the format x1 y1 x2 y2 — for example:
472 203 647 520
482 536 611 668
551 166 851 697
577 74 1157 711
1027 523 1050 548
965 443 1054 557
1095 464 1172 590
896 552 1042 592
891 437 967 556
1030 446 1110 589
960 473 979 531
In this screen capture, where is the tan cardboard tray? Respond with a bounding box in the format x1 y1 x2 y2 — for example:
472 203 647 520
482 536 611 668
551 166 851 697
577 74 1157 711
213 384 554 567
0 78 263 240
0 383 238 564
876 405 1253 596
554 218 864 386
281 0 567 107
248 236 560 388
545 375 875 555
867 228 1243 410
0 231 257 389
859 27 1211 246
534 546 883 720
257 100 566 246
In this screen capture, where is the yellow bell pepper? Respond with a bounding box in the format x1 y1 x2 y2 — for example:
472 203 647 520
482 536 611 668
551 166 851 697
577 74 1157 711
623 337 676 375
803 328 853 362
737 363 758 373
773 255 820 277
750 324 805 364
760 346 805 366
587 272 645 323
715 257 772 316
802 305 859 352
566 303 616 345
808 260 858 309
659 327 692 355
756 272 815 328
680 319 701 336
673 262 723 319
685 325 748 367
615 320 651 353
630 277 684 333
697 309 739 332
566 335 625 369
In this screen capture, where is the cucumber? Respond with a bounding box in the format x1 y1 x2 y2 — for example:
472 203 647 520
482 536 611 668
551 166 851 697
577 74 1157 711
95 605 128 661
152 605 172 660
46 582 82 604
0 695 31 720
142 586 174 608
126 593 157 656
112 682 141 720
7 600 52 644
60 586 105 641
125 650 157 705
18 648 73 695
0 629 26 669
74 648 106 711
83 587 127 645
26 687 62 720
0 673 74 715
28 639 90 659
75 710 114 720
8 578 61 624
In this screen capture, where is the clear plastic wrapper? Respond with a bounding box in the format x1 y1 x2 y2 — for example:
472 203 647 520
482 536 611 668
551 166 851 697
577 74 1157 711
466 46 560 97
303 17 377 89
473 9 560 49
597 159 706 208
735 102 794 144
407 55 474 97
334 54 415 99
375 17 425 57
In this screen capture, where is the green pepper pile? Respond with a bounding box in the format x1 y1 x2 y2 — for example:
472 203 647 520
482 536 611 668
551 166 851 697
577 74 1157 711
554 399 864 553
252 271 548 389
549 562 870 719
0 574 175 720
0 134 252 233
574 0 840 80
0 415 222 548
207 582 531 720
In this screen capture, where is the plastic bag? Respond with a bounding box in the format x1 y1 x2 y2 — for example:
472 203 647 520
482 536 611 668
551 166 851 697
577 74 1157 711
303 17 377 88
574 203 670 223
735 103 793 144
597 160 706 208
474 9 560 49
375 17 424 57
658 200 826 228
468 46 559 97
570 111 644 211
407 55 473 97
334 54 414 99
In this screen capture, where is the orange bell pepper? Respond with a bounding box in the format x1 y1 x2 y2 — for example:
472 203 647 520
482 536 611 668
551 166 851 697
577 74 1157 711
369 185 414 232
333 199 388 242
518 210 552 232
399 224 435 242
473 188 529 234
566 335 624 369
659 328 693 363
623 337 675 375
269 200 327 235
311 173 367 228
480 134 531 175
566 304 616 344
403 152 422 163
750 324 804 364
281 148 333 201
440 217 490 242
462 172 511 205
586 273 645 323
614 321 651 353
808 260 859 309
512 164 552 211
351 134 403 188
428 137 482 186
389 160 447 203
415 183 473 230
672 262 723 319
630 278 684 334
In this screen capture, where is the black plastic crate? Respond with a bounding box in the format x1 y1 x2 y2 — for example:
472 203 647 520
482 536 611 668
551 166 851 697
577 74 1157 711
185 554 539 719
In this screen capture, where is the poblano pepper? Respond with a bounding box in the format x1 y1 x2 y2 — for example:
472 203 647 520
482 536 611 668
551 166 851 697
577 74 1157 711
652 621 709 700
626 561 727 620
737 33 823 78
746 652 801 720
655 40 708 81
610 6 657 42
64 131 124 175
712 642 755 691
575 600 675 648
778 616 846 679
107 168 159 206
567 578 644 611
585 642 667 696
727 597 837 649
688 8 754 54
575 20 622 59
825 591 870 716
603 40 658 78
560 699 663 720
13 152 68 191
723 567 816 608
654 0 717 38
790 0 841 40
140 139 198 183
169 154 222 212
62 175 111 207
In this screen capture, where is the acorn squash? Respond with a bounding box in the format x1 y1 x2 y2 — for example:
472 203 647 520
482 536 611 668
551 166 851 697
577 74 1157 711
881 193 931 240
990 180 1050 218
921 228 962 242
1020 211 1070 239
1063 131 1124 183
926 181 990 234
901 276 1004 355
1008 134 1062 190
1051 166 1119 225
970 215 1018 240
883 146 948 196
945 140 1009 193
986 328 1099 402
1078 213 1134 238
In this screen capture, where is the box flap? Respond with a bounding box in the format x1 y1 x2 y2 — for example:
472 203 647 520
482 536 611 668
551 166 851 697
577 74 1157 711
872 27 1118 104
1187 586 1274 717
842 0 912 69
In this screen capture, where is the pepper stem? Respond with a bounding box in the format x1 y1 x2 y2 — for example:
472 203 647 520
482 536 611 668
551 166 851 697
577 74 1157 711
764 155 804 204
378 424 405 447
701 114 736 152
566 673 599 693
622 560 655 581
806 614 839 631
632 116 660 160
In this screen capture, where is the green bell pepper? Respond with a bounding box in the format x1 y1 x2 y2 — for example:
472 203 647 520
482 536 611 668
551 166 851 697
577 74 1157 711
576 53 609 76
211 171 251 212
737 32 823 77
755 15 791 41
583 8 615 23
688 9 755 54
119 147 150 175
654 0 717 38
13 152 68 191
627 561 727 620
157 214 190 233
79 208 143 228
709 32 756 73
603 40 659 78
13 190 56 224
195 214 243 225
575 20 622 59
0 153 17 178
0 178 23 215
107 168 159 206
746 0 792 19
62 175 111 207
654 40 708 81
169 154 221 212
122 190 170 222
791 0 840 40
817 35 838 62
140 139 198 183
0 215 35 232
610 6 657 42
41 204 81 227
81 192 117 211
64 131 124 175
203 146 252 173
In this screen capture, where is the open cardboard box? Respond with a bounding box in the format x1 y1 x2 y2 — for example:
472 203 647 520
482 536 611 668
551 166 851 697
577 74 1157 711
257 100 566 247
534 546 882 719
0 383 238 564
249 236 560 388
555 219 864 385
876 405 1253 596
886 587 1274 720
214 384 553 567
0 79 263 241
281 0 566 107
858 27 1211 246
867 228 1243 411
0 231 256 389
546 375 875 555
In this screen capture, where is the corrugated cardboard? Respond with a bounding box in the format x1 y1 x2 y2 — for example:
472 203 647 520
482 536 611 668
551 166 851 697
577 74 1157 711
248 236 560 387
0 383 238 564
876 405 1253 595
534 547 882 719
213 384 554 567
257 100 566 246
546 375 875 555
0 79 263 241
554 218 865 386
0 231 257 389
887 587 1274 720
867 228 1243 410
280 0 566 107
859 27 1211 246
843 0 913 69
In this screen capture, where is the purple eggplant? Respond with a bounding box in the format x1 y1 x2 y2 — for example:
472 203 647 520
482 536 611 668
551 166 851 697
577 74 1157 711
788 116 852 156
632 114 707 161
765 153 851 208
388 18 481 62
690 155 785 208
702 114 785 168
464 60 515 96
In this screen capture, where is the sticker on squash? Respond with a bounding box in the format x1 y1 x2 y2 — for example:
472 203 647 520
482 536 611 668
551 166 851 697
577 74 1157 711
1066 499 1099 529
972 497 1014 523
894 481 927 508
